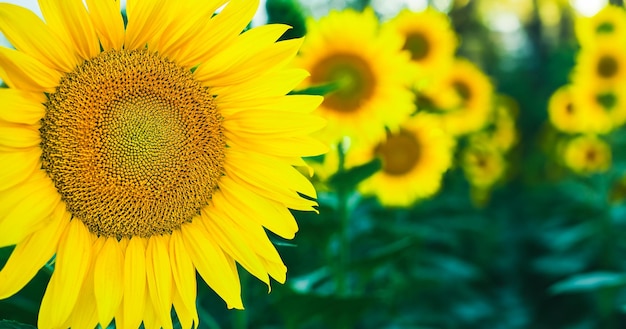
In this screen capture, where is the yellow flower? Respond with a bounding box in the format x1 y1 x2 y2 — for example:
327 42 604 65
348 114 455 207
575 4 626 47
571 81 626 133
425 58 494 136
0 1 326 329
562 135 611 174
572 41 626 86
294 8 415 146
462 143 506 189
384 7 457 85
490 95 518 152
547 85 586 133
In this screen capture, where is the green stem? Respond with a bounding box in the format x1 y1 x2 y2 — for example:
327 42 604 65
335 141 350 296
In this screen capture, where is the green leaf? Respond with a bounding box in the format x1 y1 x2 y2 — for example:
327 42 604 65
0 320 37 329
327 158 382 191
549 272 626 295
289 81 340 96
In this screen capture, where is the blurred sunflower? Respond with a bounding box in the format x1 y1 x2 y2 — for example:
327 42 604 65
461 142 506 190
571 82 626 133
573 42 626 85
562 135 611 174
428 58 494 136
0 1 326 329
294 8 414 146
575 4 626 47
348 114 455 207
548 85 585 133
384 7 457 84
489 95 518 152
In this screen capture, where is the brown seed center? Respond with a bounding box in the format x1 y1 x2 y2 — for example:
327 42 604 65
40 49 225 239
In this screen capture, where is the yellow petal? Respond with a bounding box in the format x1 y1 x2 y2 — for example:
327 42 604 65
175 0 258 67
217 176 298 239
0 170 60 248
172 289 195 329
204 190 287 284
0 122 40 148
0 3 78 72
62 237 103 329
225 149 318 205
169 231 199 328
0 202 68 299
0 47 62 93
227 133 328 158
211 69 309 102
94 237 124 328
155 0 227 64
123 237 147 329
38 220 93 329
181 222 244 309
146 235 174 329
143 292 161 329
224 109 326 138
193 24 293 84
124 0 167 49
0 89 45 124
200 205 269 287
0 147 41 191
85 0 124 51
38 0 100 60
219 94 323 117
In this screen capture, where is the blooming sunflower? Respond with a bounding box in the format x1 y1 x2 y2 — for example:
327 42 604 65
427 58 494 136
461 142 506 190
294 8 415 146
562 135 611 174
571 81 626 133
347 114 455 207
572 42 626 86
547 85 586 133
384 7 457 84
575 4 626 48
0 1 326 329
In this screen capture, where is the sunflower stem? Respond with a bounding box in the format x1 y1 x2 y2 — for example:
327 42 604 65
335 141 350 297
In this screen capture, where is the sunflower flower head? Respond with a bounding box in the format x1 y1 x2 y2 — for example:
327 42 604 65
347 113 455 207
562 134 612 175
548 85 585 133
0 1 327 328
570 81 626 133
426 58 494 136
575 4 626 48
294 8 415 147
384 7 458 85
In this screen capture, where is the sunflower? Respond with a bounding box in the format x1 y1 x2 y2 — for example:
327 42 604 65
0 1 327 329
489 95 518 152
571 81 626 133
562 135 611 174
547 85 586 133
461 142 506 190
346 114 455 207
572 41 626 86
294 8 415 146
426 58 494 136
384 7 457 84
575 4 626 48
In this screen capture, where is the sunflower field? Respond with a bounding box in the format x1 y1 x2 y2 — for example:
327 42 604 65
2 0 626 328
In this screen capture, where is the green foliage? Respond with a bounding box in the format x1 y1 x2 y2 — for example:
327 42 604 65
265 0 307 40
